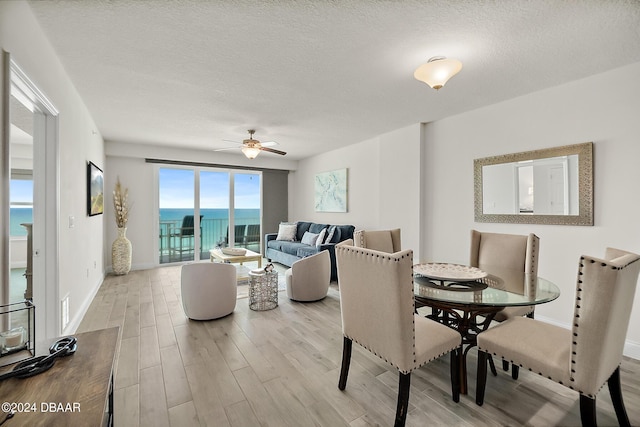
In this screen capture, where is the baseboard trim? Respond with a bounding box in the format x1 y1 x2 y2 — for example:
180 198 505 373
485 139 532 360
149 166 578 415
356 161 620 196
66 272 105 335
536 314 639 361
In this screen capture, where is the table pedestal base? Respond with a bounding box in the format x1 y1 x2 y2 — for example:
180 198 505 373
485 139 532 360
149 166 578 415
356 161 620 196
416 297 501 395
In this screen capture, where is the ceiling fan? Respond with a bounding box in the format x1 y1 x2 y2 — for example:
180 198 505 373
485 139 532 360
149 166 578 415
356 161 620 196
215 129 287 159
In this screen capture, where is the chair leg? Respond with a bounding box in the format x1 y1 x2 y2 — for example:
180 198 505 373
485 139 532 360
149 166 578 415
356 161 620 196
395 372 411 427
511 365 519 380
338 337 352 390
579 395 597 427
502 360 509 371
476 350 488 406
488 354 498 376
607 367 631 427
450 348 460 402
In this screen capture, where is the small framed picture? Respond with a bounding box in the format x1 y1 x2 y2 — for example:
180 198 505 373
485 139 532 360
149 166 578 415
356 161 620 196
87 161 104 216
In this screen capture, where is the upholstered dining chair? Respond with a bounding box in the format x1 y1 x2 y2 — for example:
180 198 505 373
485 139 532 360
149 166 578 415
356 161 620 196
336 244 462 427
353 228 401 253
181 262 237 320
470 229 540 378
285 250 331 301
476 248 640 427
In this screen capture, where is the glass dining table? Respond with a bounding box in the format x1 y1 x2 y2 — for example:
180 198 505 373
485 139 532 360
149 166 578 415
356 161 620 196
413 262 561 395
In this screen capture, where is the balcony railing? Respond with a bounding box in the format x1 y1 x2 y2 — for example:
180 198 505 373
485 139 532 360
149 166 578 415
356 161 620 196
159 217 260 264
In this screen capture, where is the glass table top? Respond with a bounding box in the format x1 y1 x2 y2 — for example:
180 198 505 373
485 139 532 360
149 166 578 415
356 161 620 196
413 263 561 307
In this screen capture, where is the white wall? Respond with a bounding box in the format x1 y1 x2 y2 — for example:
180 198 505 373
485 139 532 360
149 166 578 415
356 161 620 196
291 63 640 358
1 0 105 338
290 123 423 260
421 62 640 357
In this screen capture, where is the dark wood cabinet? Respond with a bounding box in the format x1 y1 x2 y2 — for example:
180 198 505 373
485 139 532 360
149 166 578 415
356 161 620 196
0 327 119 426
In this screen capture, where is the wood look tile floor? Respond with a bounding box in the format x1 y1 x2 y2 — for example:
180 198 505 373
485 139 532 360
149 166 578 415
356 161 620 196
77 264 640 427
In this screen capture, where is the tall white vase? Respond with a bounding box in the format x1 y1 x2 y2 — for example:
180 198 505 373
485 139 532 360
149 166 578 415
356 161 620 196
112 227 132 275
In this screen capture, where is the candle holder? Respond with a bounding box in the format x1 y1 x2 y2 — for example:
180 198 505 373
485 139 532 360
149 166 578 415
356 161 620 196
1 326 26 352
0 301 35 367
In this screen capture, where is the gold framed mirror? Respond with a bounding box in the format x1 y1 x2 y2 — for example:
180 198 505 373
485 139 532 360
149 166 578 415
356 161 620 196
474 142 593 225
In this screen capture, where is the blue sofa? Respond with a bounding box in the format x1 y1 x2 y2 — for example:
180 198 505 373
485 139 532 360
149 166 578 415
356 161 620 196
265 221 355 281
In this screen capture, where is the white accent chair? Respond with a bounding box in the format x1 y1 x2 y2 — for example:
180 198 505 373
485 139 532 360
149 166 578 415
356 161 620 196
470 229 540 378
181 262 237 320
285 250 331 301
336 243 462 427
476 248 640 427
353 228 401 253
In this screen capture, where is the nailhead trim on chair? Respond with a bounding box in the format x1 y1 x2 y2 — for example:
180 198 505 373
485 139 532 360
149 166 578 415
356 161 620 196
339 246 458 375
570 257 587 385
351 334 459 375
481 254 640 401
478 347 601 398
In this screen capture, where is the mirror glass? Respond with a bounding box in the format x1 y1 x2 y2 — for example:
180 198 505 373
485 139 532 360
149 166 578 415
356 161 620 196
474 142 593 225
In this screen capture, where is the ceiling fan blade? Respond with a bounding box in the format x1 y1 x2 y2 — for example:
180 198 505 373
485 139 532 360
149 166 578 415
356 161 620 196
213 147 241 152
260 146 287 156
222 139 241 144
261 141 278 147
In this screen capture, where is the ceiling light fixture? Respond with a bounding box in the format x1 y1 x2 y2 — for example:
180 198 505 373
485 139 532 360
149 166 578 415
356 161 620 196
241 145 261 159
414 56 462 90
241 130 262 159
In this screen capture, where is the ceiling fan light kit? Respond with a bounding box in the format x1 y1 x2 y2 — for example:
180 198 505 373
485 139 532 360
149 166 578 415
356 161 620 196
414 56 462 90
241 145 261 159
216 129 287 158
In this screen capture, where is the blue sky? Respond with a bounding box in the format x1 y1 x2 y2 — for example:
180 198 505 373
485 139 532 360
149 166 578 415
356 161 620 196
159 168 260 209
10 180 33 204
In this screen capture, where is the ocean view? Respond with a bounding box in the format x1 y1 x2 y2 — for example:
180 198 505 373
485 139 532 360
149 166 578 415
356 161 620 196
10 208 33 236
159 208 260 224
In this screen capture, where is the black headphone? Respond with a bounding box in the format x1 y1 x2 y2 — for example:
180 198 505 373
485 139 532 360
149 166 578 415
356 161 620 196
0 336 77 381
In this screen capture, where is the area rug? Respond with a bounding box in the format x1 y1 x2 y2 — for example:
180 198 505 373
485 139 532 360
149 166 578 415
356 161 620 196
235 264 287 299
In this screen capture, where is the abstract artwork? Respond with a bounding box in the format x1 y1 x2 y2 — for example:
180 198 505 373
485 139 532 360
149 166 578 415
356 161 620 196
315 168 347 212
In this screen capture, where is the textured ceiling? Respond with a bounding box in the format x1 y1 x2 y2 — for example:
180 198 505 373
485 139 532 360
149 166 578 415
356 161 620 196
28 0 640 160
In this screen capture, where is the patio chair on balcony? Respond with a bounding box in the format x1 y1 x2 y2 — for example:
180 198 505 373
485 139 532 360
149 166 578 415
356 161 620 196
244 224 261 249
225 224 247 248
170 215 202 258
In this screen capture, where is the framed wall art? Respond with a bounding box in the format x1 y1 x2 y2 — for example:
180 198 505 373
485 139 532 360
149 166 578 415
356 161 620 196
87 161 104 216
315 168 347 212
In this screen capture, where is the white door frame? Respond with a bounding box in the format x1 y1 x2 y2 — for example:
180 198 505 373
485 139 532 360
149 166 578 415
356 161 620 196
6 54 60 349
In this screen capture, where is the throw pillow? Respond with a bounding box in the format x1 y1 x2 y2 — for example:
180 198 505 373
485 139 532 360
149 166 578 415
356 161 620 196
276 222 297 241
316 228 327 247
324 225 336 243
301 231 319 246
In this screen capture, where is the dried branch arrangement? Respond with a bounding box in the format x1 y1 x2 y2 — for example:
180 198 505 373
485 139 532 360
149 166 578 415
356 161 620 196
113 177 129 228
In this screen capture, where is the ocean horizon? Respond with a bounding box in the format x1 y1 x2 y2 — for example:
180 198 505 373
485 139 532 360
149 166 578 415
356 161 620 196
160 208 260 223
9 208 260 237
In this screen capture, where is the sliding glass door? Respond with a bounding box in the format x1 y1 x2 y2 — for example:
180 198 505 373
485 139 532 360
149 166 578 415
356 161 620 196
158 168 195 263
158 167 261 264
199 171 230 260
233 173 261 253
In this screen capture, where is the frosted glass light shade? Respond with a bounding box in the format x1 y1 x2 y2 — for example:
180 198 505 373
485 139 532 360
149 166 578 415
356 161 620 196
414 57 462 90
242 146 261 159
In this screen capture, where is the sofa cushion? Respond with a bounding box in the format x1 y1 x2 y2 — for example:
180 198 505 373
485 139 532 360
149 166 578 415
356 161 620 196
324 225 336 243
267 240 310 256
297 246 319 258
296 221 313 241
301 231 320 246
309 223 329 234
328 225 355 243
316 229 327 247
276 222 297 241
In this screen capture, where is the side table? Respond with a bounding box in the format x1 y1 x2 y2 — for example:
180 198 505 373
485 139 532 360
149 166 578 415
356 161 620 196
249 270 278 311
